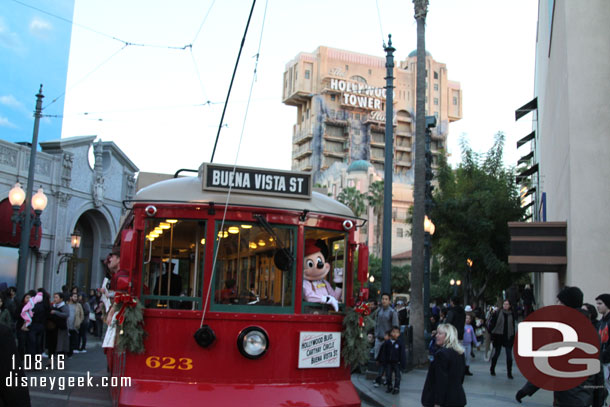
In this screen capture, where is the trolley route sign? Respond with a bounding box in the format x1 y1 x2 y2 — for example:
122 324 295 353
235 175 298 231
202 163 311 199
298 331 341 369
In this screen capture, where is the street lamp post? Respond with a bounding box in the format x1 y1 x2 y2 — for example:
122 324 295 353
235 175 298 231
56 230 82 274
466 258 473 306
381 35 395 296
423 215 435 331
449 278 462 297
10 86 46 297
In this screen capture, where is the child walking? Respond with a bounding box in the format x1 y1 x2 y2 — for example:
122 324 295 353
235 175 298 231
381 326 407 394
463 314 479 375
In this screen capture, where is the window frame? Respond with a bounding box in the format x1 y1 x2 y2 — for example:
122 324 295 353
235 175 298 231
140 218 206 310
300 228 348 314
209 221 297 314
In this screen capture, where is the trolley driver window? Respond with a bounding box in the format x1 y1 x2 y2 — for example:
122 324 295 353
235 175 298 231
302 228 346 314
211 221 295 312
141 219 205 310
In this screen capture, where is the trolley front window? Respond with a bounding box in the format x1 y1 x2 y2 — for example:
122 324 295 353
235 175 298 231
302 228 347 314
141 219 205 309
211 221 295 313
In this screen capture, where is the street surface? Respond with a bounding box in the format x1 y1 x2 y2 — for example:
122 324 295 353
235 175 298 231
26 337 112 407
24 338 554 406
353 346 554 407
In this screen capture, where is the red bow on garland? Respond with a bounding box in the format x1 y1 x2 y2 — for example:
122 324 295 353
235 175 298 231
354 301 371 327
114 293 138 325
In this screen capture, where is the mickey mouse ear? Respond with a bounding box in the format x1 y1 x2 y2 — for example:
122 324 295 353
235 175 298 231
315 239 329 259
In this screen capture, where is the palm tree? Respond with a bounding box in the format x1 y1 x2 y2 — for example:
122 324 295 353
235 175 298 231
367 180 384 256
337 186 366 218
411 0 429 367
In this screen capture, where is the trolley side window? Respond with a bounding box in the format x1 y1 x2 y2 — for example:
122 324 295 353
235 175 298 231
302 228 347 314
211 222 295 313
141 219 205 310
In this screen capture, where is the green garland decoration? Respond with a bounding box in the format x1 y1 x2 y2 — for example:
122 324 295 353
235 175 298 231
342 302 374 367
113 296 147 354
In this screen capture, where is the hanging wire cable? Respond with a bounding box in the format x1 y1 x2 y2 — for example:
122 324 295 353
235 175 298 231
190 47 209 105
43 44 128 110
10 0 191 50
191 0 216 45
209 0 257 163
200 0 269 328
375 0 387 48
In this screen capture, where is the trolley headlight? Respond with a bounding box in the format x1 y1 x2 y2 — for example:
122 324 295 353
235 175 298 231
237 326 269 359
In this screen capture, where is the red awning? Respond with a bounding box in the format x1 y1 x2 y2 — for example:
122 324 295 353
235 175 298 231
0 198 42 249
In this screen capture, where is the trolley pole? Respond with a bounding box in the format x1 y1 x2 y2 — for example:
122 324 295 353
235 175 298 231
381 35 395 297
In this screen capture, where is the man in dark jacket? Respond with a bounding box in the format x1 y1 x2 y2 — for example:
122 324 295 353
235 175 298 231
516 286 604 406
0 323 31 406
596 293 610 404
446 296 466 340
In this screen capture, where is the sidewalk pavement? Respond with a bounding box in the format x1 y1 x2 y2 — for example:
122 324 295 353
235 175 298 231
27 336 112 407
352 347 554 407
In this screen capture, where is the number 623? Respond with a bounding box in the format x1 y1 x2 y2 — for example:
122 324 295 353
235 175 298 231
145 356 193 370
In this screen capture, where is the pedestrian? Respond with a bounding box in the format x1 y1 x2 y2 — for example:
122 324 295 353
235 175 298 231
29 289 50 357
596 293 610 404
78 292 90 352
489 299 515 379
94 289 104 337
421 323 467 407
582 303 599 328
49 292 70 356
4 286 17 334
67 292 84 356
463 314 479 376
0 323 31 406
0 294 12 328
439 307 447 324
373 293 399 388
517 286 603 406
380 326 406 395
446 296 466 340
16 290 36 359
376 330 390 387
396 300 408 327
522 284 535 317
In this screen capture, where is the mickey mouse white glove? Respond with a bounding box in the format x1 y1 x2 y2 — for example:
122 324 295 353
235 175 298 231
324 295 339 312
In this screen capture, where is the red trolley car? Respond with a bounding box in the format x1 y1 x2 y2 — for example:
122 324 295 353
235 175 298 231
107 163 366 406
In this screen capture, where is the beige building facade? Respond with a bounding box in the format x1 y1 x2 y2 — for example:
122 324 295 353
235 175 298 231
283 46 461 183
282 46 461 258
525 0 610 306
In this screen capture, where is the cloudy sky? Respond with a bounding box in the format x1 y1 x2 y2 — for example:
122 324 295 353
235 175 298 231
4 0 539 174
0 0 74 143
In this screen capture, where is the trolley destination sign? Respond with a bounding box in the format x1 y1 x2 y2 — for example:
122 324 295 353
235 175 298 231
202 163 311 199
298 331 341 369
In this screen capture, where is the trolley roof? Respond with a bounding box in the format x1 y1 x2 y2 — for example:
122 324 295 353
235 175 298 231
134 176 355 218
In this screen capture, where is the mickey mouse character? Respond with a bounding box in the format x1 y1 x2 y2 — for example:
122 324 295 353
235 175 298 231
302 239 343 311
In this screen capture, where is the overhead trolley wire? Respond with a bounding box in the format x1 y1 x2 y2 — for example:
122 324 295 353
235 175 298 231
200 0 269 328
209 0 257 164
12 0 201 110
191 0 217 45
10 0 191 50
375 0 387 48
43 44 128 110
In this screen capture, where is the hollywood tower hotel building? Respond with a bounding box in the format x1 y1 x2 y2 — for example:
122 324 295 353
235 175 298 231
282 46 462 184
